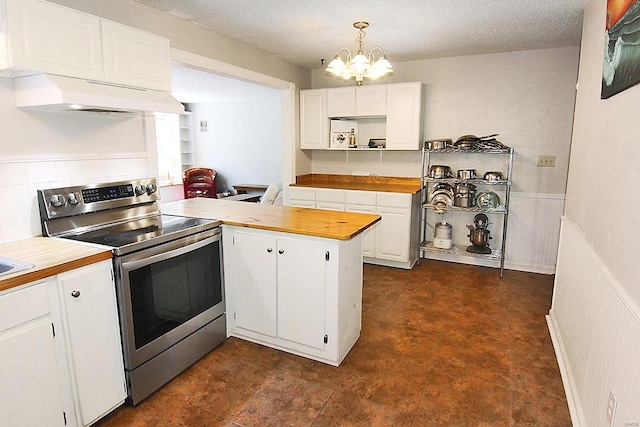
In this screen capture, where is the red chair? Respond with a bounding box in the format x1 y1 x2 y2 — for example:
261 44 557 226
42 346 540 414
183 168 217 199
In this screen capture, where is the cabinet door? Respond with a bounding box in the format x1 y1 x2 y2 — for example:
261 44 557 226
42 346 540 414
232 232 278 337
57 261 126 426
386 82 423 150
277 238 326 350
327 87 356 117
3 0 104 80
375 206 411 262
345 204 377 257
356 85 386 116
0 281 66 427
300 89 329 149
101 20 171 91
0 317 66 427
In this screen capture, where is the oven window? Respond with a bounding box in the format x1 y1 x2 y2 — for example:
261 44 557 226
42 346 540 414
128 241 222 349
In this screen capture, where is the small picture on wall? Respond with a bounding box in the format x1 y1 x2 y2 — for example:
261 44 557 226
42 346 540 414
602 0 640 99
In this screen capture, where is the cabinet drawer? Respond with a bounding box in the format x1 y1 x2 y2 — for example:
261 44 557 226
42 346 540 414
289 187 315 201
0 281 50 332
345 190 376 205
376 192 412 208
316 188 345 203
315 201 344 212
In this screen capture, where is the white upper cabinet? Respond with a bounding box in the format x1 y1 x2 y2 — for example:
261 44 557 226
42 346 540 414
326 85 387 117
300 82 422 150
356 85 387 116
386 82 423 150
0 0 104 79
0 0 171 91
101 20 171 91
300 89 329 149
326 87 356 117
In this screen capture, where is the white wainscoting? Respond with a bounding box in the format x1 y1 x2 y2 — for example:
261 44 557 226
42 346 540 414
0 153 149 243
423 192 564 274
547 217 640 426
504 192 565 274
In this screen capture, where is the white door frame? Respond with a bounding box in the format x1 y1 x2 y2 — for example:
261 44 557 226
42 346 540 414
169 48 296 197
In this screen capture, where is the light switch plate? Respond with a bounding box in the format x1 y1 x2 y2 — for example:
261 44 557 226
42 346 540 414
537 155 556 167
200 120 208 132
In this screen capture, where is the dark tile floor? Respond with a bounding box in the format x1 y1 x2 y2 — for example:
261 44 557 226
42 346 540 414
97 261 571 426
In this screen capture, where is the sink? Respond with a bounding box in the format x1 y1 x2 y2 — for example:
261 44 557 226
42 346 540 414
0 256 34 277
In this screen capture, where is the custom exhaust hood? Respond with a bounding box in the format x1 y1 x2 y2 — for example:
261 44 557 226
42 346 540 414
13 74 185 115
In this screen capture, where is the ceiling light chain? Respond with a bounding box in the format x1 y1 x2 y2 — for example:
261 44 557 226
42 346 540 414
326 21 394 86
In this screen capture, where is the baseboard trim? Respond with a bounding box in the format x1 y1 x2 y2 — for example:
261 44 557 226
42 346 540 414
546 312 586 427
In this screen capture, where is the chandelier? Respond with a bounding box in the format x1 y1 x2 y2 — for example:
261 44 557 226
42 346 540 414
325 21 394 86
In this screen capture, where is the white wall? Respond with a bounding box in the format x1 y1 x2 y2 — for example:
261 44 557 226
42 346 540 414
190 87 282 191
549 0 640 424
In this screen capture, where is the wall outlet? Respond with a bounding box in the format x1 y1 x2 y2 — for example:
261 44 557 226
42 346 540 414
607 388 618 426
537 155 556 167
200 120 208 132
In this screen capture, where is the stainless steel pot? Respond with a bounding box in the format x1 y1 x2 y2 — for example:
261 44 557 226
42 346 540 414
457 169 477 180
482 171 504 182
428 165 452 179
425 139 451 150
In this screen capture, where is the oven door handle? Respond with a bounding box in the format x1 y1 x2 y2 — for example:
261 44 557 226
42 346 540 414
120 233 219 272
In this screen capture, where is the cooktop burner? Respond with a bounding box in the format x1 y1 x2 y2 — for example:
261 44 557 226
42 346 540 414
64 214 219 255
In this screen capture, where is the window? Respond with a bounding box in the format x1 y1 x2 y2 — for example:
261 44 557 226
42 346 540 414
154 113 182 186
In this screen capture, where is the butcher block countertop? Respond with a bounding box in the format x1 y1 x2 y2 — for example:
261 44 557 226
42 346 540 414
292 174 421 194
0 237 112 293
161 197 381 240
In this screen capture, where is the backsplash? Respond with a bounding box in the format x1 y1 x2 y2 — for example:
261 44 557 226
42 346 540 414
0 154 149 243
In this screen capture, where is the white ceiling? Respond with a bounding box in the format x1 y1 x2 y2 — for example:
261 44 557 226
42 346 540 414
136 0 588 70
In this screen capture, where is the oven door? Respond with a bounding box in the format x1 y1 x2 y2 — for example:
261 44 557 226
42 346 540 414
114 227 224 369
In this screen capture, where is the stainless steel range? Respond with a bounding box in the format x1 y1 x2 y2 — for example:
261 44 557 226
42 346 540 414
38 178 226 405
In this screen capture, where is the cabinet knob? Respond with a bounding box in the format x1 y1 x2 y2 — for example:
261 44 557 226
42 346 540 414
278 249 285 254
267 248 273 253
71 290 80 298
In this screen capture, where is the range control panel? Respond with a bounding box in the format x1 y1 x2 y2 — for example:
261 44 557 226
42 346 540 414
38 178 159 220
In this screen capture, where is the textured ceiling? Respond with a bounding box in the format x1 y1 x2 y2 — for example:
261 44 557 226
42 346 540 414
135 0 588 70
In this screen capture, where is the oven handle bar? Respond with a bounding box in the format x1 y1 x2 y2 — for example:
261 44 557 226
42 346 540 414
121 232 220 272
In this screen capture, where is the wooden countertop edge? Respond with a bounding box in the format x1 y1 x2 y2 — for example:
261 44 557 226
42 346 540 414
292 174 421 194
0 251 112 293
222 215 382 240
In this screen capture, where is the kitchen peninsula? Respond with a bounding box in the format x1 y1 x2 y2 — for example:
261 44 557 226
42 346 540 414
161 197 380 365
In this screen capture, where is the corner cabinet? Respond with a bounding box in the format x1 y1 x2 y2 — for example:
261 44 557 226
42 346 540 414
179 112 194 173
222 225 363 366
419 145 514 277
0 0 171 91
300 81 423 150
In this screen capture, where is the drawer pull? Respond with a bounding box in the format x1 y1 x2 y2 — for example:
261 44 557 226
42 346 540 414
71 290 80 298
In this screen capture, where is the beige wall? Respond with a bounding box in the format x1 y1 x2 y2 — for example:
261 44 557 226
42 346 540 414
311 47 580 195
563 0 640 305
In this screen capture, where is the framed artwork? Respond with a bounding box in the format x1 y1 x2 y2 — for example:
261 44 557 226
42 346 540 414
602 0 640 99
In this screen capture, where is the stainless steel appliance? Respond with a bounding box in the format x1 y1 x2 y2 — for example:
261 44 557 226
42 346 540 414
37 178 225 405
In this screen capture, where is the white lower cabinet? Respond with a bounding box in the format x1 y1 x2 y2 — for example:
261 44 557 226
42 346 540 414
223 225 362 365
288 186 419 268
0 279 66 427
54 260 127 426
0 260 126 427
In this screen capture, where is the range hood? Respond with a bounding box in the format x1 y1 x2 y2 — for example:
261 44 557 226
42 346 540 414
13 74 185 115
